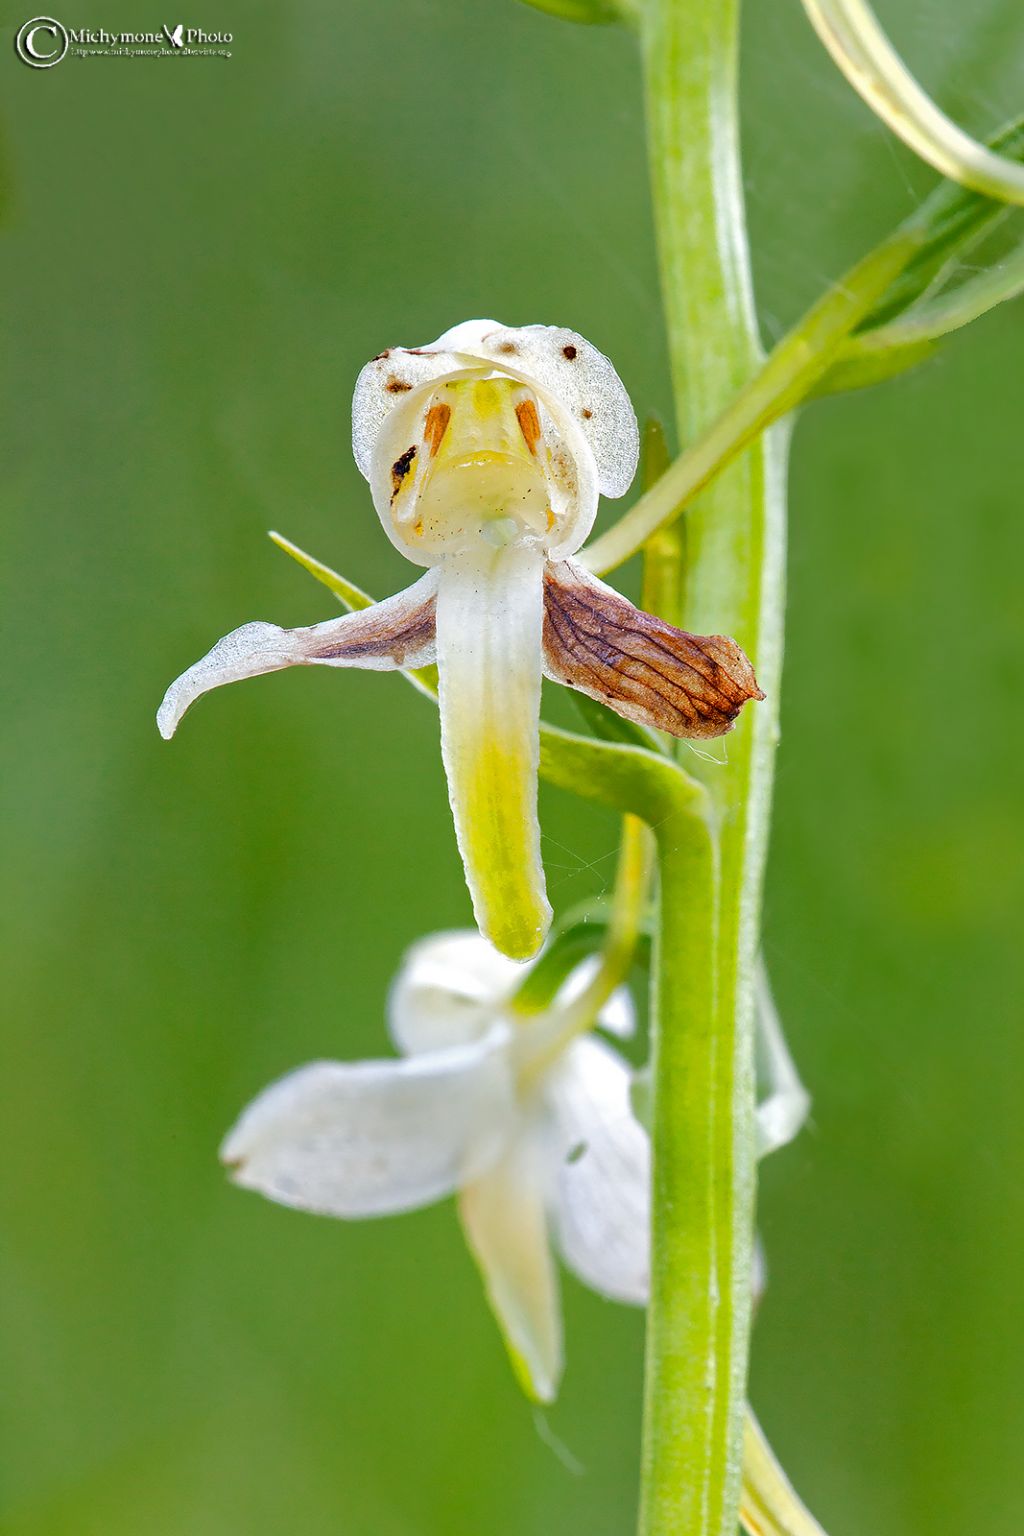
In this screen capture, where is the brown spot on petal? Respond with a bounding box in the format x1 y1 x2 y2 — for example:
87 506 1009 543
391 446 417 502
581 408 593 420
562 344 578 360
542 559 763 739
424 401 452 457
515 398 542 455
496 340 518 356
373 349 391 362
386 376 412 393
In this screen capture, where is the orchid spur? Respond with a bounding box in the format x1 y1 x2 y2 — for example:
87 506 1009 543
157 321 763 961
220 929 809 1403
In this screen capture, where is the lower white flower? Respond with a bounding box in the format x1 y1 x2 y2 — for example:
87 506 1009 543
221 932 807 1403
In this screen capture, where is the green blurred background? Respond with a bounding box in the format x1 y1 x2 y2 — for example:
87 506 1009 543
3 1 1022 1531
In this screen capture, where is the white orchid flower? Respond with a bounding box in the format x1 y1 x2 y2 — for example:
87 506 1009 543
220 930 808 1404
158 321 762 960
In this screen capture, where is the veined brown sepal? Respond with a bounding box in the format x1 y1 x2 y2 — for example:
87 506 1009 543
542 559 763 740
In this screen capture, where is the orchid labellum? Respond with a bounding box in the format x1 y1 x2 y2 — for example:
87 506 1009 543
158 321 762 959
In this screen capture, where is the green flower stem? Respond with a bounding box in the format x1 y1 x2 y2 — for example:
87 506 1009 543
641 818 727 1535
634 3 779 1533
540 727 724 1526
544 727 767 1536
580 227 920 577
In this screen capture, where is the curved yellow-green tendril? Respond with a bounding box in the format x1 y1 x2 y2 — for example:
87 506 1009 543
803 0 1024 205
740 1413 829 1536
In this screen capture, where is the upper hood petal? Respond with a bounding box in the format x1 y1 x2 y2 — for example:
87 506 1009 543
352 344 471 482
368 368 595 565
221 1026 516 1219
431 320 639 502
387 929 523 1056
352 320 635 563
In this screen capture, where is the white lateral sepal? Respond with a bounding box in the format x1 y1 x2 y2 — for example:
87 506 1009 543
221 1028 515 1219
157 568 439 739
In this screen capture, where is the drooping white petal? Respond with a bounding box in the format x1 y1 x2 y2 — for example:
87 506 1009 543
432 320 639 503
156 569 439 739
543 1037 650 1305
555 955 636 1039
458 1133 563 1403
387 929 522 1056
221 1028 515 1219
435 541 551 962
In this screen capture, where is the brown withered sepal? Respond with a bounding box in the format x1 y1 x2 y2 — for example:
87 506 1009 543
542 560 763 739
